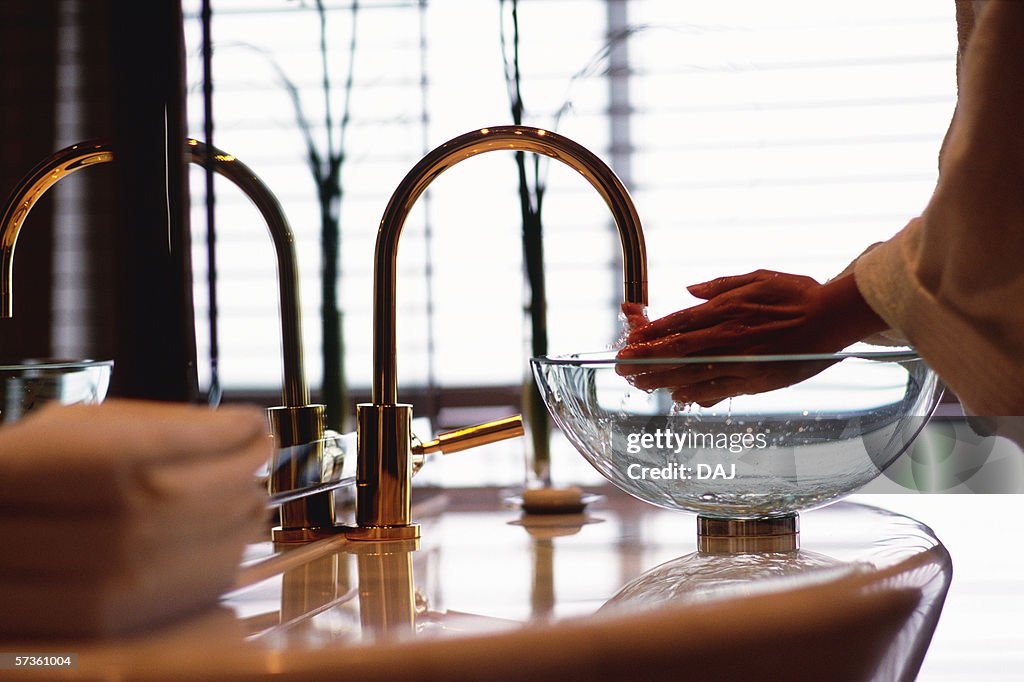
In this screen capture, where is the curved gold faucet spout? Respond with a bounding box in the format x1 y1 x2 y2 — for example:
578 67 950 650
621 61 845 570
351 125 648 540
372 125 648 405
0 139 309 408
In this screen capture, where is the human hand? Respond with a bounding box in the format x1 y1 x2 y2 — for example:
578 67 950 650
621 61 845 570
620 302 649 331
623 270 848 356
617 350 835 407
615 270 886 406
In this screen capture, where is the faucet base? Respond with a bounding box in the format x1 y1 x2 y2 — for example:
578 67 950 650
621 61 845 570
268 405 333 541
342 524 421 542
271 524 348 543
696 514 800 554
269 523 421 544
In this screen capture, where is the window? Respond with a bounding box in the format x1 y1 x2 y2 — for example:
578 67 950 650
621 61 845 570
182 1 956 482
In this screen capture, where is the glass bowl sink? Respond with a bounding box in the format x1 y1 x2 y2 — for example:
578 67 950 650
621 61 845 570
531 346 940 519
0 359 113 424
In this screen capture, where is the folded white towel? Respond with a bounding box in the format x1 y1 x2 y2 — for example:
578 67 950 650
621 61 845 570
0 400 270 512
0 400 272 637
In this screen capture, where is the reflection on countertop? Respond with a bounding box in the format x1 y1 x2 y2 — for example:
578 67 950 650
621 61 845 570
3 487 950 681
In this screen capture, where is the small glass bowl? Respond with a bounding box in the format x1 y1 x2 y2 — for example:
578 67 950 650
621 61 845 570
0 359 113 424
531 346 940 519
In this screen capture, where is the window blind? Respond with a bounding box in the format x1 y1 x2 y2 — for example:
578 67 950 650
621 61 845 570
178 0 955 484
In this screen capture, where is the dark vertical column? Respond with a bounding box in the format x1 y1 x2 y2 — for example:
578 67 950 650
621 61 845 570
65 0 117 362
106 0 198 401
0 1 58 360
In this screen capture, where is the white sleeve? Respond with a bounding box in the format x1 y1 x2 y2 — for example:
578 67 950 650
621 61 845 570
853 0 1024 416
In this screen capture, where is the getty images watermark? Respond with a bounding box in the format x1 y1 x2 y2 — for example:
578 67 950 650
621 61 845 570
625 427 768 481
619 417 1024 492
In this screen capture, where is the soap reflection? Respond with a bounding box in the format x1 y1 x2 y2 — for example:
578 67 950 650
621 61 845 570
512 513 599 622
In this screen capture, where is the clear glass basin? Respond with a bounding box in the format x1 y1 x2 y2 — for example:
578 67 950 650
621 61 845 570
531 346 940 519
0 359 113 423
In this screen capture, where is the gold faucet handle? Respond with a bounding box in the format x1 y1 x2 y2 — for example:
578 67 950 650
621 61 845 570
413 415 524 456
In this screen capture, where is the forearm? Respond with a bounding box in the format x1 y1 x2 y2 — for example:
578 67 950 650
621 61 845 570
816 274 888 349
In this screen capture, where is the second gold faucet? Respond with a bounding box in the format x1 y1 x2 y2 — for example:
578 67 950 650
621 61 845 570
0 138 331 541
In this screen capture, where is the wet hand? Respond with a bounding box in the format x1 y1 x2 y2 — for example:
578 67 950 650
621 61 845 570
615 270 886 406
623 270 843 356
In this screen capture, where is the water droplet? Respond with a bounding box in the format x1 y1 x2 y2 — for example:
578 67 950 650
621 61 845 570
700 493 717 501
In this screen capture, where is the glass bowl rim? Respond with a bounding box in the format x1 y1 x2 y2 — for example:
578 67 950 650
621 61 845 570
0 358 114 372
532 345 922 367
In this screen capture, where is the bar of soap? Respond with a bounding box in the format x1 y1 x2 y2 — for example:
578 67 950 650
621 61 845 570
521 486 586 514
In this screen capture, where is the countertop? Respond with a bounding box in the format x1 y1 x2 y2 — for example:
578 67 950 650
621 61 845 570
0 488 952 681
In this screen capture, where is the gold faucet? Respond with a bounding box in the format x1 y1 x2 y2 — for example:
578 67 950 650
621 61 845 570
0 139 332 540
346 125 648 542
